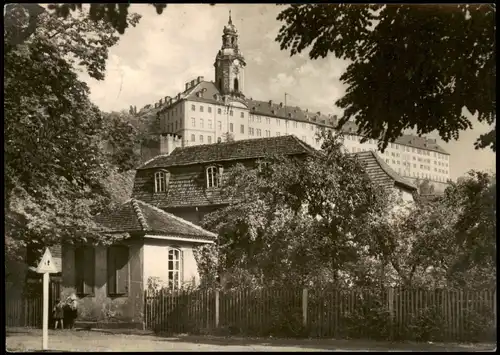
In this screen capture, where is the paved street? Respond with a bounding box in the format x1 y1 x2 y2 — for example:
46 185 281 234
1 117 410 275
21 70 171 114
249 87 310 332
6 328 496 352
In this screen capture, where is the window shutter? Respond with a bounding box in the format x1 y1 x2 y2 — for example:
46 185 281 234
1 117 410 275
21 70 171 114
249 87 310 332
107 245 129 295
75 248 84 294
107 247 116 295
83 247 95 295
116 246 129 294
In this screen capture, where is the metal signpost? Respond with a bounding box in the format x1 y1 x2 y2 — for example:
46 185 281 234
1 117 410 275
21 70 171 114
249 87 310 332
36 248 58 351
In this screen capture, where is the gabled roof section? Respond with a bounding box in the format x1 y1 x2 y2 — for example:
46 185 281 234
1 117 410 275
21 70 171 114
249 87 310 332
138 135 317 170
94 199 216 241
353 151 417 191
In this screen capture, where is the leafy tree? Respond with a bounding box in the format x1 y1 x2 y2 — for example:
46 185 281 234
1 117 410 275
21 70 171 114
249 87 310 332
199 133 392 288
4 6 141 263
441 170 496 287
362 170 496 289
276 4 496 152
415 179 436 195
222 132 236 142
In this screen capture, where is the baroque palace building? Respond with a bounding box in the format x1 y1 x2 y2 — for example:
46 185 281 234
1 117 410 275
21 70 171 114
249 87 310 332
138 14 451 192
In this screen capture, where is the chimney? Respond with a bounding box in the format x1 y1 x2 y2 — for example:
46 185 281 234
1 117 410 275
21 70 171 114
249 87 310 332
288 113 292 118
159 98 163 105
197 76 204 83
279 102 283 108
191 79 196 87
306 108 309 113
176 93 181 100
317 111 321 116
185 82 190 91
154 103 158 108
268 100 273 106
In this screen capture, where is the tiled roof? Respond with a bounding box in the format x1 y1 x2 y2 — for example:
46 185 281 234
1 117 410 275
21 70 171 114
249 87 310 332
156 80 448 155
94 199 216 241
353 151 417 191
138 135 317 170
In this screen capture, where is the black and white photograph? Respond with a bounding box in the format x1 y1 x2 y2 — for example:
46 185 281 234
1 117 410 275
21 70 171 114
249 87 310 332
5 3 496 352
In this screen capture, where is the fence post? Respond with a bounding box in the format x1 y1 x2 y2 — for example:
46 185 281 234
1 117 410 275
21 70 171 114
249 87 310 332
215 290 220 328
302 288 308 327
388 287 394 340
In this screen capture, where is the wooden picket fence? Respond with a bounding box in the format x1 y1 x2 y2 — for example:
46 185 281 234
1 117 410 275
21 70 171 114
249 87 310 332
5 278 61 328
144 287 496 342
5 297 43 328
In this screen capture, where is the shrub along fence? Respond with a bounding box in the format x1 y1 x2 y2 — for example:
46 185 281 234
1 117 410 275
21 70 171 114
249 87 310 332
144 287 496 342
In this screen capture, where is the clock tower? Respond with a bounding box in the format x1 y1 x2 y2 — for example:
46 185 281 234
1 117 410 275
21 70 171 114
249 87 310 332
214 11 246 98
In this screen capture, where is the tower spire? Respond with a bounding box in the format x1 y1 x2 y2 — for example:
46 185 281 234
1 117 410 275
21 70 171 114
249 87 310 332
228 10 232 25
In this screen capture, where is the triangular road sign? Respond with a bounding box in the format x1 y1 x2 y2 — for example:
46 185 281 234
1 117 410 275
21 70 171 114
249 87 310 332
36 248 58 274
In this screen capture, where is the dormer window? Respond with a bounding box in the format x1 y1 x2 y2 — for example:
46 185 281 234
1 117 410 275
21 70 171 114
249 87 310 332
154 170 170 193
206 166 223 188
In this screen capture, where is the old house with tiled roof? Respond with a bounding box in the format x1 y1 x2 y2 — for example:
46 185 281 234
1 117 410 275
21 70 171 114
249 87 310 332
59 198 216 329
132 135 317 225
353 151 417 203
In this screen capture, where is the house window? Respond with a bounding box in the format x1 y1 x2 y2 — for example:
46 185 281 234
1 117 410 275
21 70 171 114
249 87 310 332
277 132 281 137
75 246 95 296
154 171 169 193
257 129 262 137
168 248 182 290
191 105 195 111
230 110 234 116
200 118 204 128
240 125 245 134
266 130 270 137
191 134 195 142
208 136 212 144
267 118 271 124
206 166 221 188
208 107 212 113
276 119 280 126
200 135 204 143
293 122 298 128
217 108 222 114
191 118 195 127
240 112 244 118
200 106 204 112
107 245 129 296
230 123 234 132
208 120 213 129
218 121 222 131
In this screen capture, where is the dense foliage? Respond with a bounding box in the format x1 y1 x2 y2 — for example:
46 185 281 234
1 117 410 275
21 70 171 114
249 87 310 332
4 6 142 265
197 133 394 289
276 4 496 152
195 133 495 291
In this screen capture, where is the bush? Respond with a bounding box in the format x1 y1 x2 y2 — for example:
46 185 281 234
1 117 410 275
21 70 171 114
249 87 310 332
404 305 446 342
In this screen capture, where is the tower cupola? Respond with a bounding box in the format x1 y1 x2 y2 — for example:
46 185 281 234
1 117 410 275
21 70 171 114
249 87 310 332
214 10 246 98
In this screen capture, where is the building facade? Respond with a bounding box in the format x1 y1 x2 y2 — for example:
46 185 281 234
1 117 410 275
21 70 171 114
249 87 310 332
140 14 451 192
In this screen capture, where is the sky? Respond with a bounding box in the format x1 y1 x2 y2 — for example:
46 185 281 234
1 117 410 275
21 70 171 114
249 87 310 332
78 4 496 181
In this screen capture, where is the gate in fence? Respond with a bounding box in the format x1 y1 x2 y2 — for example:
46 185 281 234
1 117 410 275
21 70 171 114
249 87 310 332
6 276 61 328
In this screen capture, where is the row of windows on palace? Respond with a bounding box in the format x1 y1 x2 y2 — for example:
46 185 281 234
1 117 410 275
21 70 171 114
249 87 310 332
188 130 319 144
74 245 183 296
162 103 448 159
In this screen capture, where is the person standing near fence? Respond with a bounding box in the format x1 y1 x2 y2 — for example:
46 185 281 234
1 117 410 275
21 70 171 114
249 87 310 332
65 293 78 330
53 299 64 330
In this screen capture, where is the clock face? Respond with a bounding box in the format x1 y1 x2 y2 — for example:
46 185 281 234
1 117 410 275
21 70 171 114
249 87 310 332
232 59 239 66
